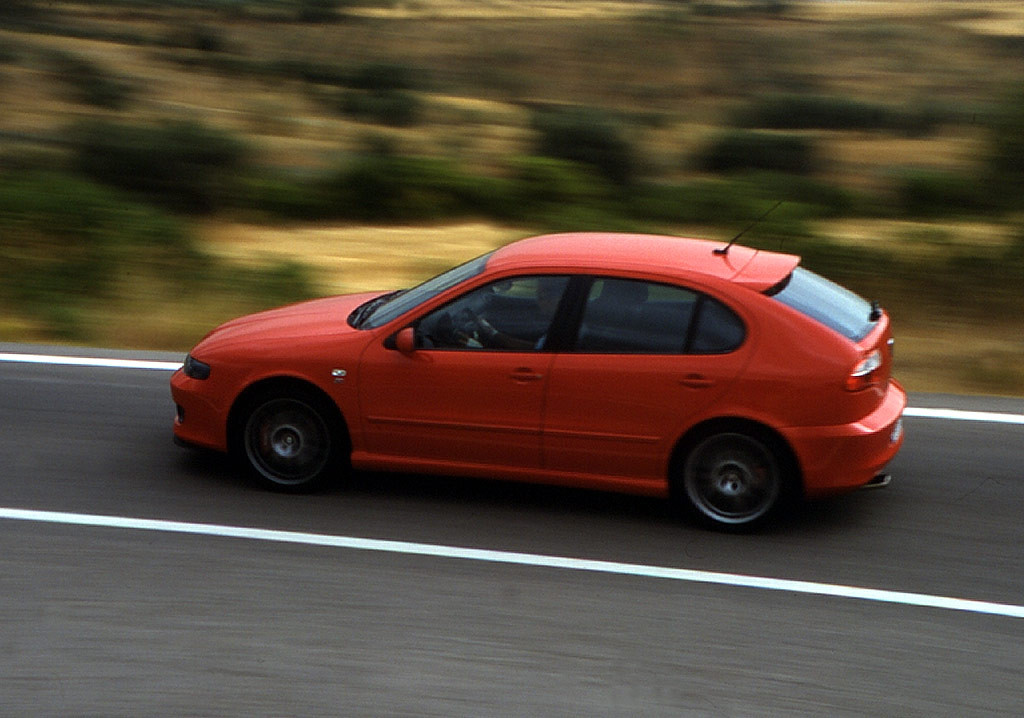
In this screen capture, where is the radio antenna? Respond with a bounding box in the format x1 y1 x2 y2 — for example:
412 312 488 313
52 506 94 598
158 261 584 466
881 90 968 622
713 200 784 256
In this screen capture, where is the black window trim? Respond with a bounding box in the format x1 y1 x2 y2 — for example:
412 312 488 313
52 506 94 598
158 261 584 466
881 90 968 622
398 272 748 356
409 273 579 353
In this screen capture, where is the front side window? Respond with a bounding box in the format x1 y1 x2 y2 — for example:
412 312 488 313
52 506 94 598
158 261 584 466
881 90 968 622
574 277 745 354
416 275 570 351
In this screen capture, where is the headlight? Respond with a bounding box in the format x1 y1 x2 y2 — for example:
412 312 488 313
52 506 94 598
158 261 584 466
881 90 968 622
183 354 211 380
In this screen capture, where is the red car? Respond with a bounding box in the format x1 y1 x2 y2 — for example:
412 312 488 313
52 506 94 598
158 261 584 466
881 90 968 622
171 232 905 528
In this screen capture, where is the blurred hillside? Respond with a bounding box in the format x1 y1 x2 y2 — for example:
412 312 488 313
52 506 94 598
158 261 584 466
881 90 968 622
1 0 1023 393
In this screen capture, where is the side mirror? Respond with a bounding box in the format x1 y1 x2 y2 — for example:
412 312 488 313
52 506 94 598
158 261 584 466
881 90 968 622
394 326 417 355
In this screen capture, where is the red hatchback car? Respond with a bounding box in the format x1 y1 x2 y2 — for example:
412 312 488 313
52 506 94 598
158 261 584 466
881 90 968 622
171 232 905 528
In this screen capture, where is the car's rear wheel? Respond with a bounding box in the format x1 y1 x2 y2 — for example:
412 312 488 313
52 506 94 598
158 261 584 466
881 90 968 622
679 431 782 529
241 389 344 491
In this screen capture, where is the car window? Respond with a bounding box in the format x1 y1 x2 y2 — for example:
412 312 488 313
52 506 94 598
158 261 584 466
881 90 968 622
576 278 697 353
415 275 570 351
358 251 493 329
766 266 874 341
689 296 745 353
573 278 745 354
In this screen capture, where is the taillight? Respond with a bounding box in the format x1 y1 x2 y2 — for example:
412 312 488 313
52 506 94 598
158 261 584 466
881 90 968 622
846 349 882 392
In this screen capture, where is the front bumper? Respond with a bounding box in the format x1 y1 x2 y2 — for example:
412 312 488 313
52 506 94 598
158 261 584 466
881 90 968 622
170 368 230 452
784 380 907 497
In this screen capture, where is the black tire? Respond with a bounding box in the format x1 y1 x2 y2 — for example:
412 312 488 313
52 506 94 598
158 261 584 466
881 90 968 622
677 431 783 529
239 388 346 492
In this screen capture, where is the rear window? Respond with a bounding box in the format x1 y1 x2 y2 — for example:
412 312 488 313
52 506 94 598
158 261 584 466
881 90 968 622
767 267 874 341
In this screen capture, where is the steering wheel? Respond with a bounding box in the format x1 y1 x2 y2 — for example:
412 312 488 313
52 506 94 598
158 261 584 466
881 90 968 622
454 308 485 347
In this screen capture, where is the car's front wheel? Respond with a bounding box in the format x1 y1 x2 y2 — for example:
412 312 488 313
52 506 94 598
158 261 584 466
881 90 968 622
678 431 784 529
240 389 345 491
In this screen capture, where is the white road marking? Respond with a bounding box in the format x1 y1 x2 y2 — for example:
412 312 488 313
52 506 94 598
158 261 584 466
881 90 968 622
902 407 1024 425
6 352 1024 424
0 352 182 372
1 506 1023 620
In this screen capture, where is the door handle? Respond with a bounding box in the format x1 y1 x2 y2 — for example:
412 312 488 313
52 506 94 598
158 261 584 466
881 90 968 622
679 373 714 389
510 368 544 383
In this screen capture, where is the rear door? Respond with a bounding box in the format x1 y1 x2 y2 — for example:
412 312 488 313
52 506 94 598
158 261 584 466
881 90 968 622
541 277 750 483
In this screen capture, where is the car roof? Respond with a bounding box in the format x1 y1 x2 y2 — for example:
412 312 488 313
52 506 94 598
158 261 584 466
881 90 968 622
488 233 800 292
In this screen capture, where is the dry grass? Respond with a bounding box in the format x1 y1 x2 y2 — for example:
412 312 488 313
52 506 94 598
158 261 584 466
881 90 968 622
196 220 1023 396
355 1 663 20
2 0 1023 395
3 0 1020 174
896 326 1024 396
813 218 1014 252
198 220 525 294
797 0 1024 27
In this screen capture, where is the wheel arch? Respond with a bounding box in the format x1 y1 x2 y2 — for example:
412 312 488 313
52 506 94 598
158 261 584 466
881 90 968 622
668 416 804 498
226 376 351 460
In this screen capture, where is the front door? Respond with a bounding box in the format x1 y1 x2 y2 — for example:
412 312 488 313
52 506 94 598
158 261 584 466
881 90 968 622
356 275 570 471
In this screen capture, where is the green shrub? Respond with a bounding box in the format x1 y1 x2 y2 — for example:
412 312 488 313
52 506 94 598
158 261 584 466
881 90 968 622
0 170 318 340
323 154 484 221
986 86 1024 204
893 169 990 217
695 130 816 174
235 172 334 220
163 24 229 52
271 58 350 85
348 62 423 92
0 0 47 26
336 89 423 126
531 106 637 186
690 2 738 17
507 156 615 210
69 119 248 213
0 171 197 331
318 63 427 126
627 180 762 226
237 261 316 306
0 39 19 63
932 235 1024 313
734 94 947 135
741 171 858 217
318 152 624 225
45 50 134 109
295 0 342 22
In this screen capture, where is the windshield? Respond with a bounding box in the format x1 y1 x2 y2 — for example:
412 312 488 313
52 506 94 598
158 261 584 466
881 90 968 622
355 251 493 329
767 267 875 341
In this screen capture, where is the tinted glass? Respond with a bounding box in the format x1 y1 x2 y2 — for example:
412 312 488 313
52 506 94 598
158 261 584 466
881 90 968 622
360 252 492 329
690 297 745 353
576 278 697 353
768 267 874 341
416 275 569 351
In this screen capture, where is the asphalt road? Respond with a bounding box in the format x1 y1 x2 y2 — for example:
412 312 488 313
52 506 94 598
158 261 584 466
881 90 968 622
1 343 1022 716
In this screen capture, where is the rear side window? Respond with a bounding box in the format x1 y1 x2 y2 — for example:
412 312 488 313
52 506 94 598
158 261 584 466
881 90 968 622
573 278 745 354
767 267 874 341
576 279 695 353
690 296 745 353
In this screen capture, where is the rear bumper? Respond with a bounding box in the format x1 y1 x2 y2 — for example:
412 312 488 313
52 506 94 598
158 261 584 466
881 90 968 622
860 472 892 490
784 380 907 498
